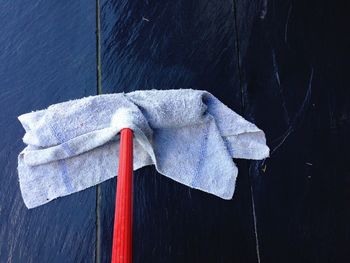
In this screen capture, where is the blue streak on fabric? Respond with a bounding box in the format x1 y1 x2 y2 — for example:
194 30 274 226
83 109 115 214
62 143 74 156
191 123 209 188
58 160 74 193
48 121 75 192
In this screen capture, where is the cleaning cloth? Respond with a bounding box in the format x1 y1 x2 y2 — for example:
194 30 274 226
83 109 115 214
18 89 269 208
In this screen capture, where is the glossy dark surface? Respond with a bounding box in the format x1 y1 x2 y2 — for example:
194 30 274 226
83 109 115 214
0 1 96 262
1 0 348 262
240 1 349 262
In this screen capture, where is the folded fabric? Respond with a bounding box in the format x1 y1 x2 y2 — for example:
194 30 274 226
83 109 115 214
18 89 269 208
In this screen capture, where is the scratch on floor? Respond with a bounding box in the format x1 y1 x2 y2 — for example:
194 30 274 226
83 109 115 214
249 161 264 263
260 0 268 19
284 3 293 45
272 49 290 125
232 1 262 261
271 67 314 154
250 183 261 263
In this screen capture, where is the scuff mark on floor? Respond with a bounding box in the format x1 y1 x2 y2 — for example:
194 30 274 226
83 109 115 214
271 67 314 155
260 0 268 19
285 2 293 45
272 49 291 125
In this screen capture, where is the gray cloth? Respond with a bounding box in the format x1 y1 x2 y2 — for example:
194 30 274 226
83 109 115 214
18 89 269 208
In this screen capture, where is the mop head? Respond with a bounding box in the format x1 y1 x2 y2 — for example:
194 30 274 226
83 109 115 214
18 89 269 208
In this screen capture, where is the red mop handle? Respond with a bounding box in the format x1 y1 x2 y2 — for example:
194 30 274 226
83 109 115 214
111 128 133 263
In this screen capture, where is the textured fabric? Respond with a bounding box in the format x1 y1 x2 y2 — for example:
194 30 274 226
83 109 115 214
18 89 269 208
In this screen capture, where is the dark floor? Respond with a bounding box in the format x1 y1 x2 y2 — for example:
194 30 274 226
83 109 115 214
0 0 348 262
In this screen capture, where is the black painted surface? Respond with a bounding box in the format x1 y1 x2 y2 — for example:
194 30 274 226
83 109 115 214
0 1 96 262
98 0 258 262
237 0 349 262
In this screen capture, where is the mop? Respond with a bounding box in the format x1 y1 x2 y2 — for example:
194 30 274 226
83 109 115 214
17 89 269 263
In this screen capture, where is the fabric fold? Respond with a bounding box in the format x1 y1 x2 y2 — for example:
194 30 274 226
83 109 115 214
18 89 269 208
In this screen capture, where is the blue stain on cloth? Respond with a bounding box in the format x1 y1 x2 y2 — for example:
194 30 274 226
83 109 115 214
17 89 269 208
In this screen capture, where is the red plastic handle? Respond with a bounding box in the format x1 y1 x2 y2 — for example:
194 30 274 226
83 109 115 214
111 128 133 263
